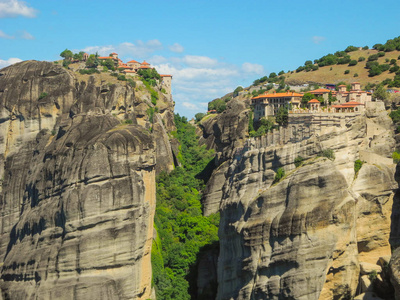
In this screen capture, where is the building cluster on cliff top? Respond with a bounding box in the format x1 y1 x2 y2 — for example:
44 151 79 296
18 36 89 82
251 82 373 121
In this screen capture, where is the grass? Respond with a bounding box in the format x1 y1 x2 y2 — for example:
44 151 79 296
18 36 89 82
284 49 400 89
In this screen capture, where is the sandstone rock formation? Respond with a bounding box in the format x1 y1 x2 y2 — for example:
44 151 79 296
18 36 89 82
202 101 397 299
0 61 176 299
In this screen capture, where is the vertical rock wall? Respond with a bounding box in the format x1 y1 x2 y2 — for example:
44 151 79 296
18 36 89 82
0 61 176 299
203 101 397 299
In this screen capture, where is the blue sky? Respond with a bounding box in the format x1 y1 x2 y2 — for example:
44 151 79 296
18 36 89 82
1 0 400 118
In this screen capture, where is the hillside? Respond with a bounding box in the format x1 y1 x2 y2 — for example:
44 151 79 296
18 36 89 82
284 49 400 87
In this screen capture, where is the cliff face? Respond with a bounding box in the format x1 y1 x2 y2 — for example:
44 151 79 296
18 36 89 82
201 101 397 299
0 61 176 299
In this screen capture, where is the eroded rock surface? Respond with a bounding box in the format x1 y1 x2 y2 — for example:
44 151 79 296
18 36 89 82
204 102 397 299
0 61 176 299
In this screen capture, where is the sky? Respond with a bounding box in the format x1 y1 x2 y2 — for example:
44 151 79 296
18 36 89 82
1 0 400 118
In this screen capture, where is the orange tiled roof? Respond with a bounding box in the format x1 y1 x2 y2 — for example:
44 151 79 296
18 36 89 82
141 61 150 65
308 99 320 103
338 85 347 87
139 65 151 69
160 74 172 77
352 82 360 84
111 52 118 55
252 91 303 99
309 88 331 94
343 101 364 105
98 56 114 60
124 70 137 73
128 60 139 63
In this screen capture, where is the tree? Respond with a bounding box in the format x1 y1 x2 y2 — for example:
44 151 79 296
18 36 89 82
269 72 277 78
60 49 73 60
85 54 99 68
302 92 314 105
304 60 313 66
233 86 243 97
275 106 288 126
103 58 115 70
194 112 205 123
373 85 389 101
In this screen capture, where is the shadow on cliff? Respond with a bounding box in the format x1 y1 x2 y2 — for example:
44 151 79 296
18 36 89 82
390 163 400 249
187 240 219 300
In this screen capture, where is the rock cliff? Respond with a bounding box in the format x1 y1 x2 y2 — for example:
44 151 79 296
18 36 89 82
0 61 176 299
201 101 397 299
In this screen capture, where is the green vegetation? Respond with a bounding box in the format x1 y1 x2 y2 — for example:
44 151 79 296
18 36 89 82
194 112 205 123
208 98 226 113
392 151 400 163
275 106 288 126
79 68 100 75
321 149 335 160
368 270 378 281
38 92 48 100
344 70 350 74
142 80 159 105
250 116 275 137
354 159 364 176
233 86 243 97
60 49 73 60
153 114 218 299
294 156 304 168
127 78 136 88
274 167 285 183
123 119 133 124
138 68 161 86
117 74 127 81
146 107 155 123
85 54 100 68
373 84 389 101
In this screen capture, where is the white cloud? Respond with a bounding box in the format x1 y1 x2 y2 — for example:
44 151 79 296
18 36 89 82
20 30 34 40
83 40 163 58
182 102 199 110
312 36 326 44
169 43 184 53
242 62 264 75
181 55 218 68
0 0 37 18
0 57 22 69
0 30 14 39
148 55 168 65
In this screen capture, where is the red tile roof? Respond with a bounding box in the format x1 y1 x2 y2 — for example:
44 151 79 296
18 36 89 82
141 61 150 65
98 56 115 60
338 85 347 87
252 91 303 99
308 99 320 103
160 74 172 77
111 52 118 55
127 60 139 63
343 101 364 106
309 88 331 94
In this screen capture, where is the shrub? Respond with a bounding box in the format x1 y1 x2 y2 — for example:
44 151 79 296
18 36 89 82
38 92 48 100
378 52 385 57
274 168 285 183
294 156 304 168
321 149 335 160
344 70 350 74
345 45 358 52
117 74 127 81
79 68 100 75
146 107 155 123
348 60 358 66
127 78 136 88
368 270 378 281
354 159 364 176
358 56 366 62
368 54 379 61
195 112 205 123
392 151 400 163
354 73 358 77
123 119 133 124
